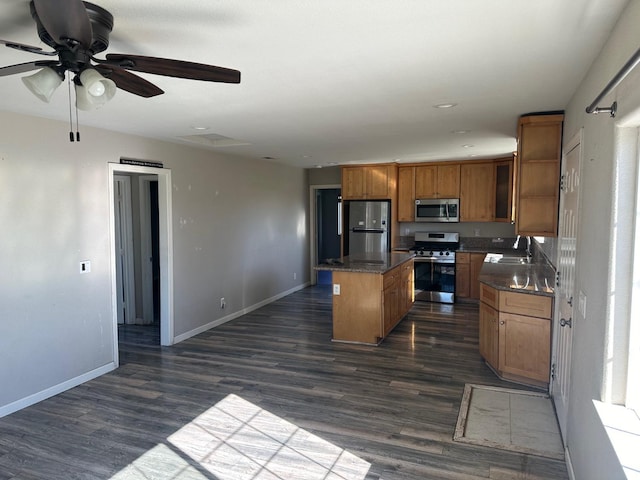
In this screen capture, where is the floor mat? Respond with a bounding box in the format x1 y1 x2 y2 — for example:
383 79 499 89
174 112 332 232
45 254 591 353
454 384 564 460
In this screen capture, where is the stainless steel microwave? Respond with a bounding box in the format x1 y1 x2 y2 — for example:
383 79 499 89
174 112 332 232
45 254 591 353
415 198 459 222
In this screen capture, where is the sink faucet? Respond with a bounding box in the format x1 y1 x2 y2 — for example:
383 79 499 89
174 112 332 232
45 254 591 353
513 235 533 258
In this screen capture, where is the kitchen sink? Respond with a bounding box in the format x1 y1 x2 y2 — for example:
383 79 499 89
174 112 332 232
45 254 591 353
485 254 531 265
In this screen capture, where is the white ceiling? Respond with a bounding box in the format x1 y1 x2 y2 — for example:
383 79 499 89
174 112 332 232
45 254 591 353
0 0 630 168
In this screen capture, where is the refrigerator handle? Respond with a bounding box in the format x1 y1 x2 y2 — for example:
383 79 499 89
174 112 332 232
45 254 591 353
352 228 385 233
337 199 342 236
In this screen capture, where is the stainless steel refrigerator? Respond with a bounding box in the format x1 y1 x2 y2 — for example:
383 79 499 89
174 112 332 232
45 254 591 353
345 200 391 255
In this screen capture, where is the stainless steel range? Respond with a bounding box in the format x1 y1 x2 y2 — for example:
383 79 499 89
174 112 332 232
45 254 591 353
410 232 459 303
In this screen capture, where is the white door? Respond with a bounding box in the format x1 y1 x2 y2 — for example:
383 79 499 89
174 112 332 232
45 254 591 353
114 175 136 325
552 131 582 442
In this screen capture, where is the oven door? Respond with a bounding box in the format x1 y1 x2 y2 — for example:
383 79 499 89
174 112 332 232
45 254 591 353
413 258 456 303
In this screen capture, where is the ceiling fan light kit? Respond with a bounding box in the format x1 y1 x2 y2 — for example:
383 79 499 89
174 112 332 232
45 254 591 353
75 68 116 110
1 0 241 139
21 65 62 102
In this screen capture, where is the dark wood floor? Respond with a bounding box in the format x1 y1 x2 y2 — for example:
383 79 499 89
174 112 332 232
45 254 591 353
0 286 569 479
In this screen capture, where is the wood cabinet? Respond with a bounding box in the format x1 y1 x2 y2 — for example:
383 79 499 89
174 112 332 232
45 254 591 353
415 164 460 198
460 163 495 222
515 113 564 236
397 166 415 222
332 259 414 344
341 164 397 200
456 252 486 300
455 253 471 298
495 159 514 222
479 283 553 387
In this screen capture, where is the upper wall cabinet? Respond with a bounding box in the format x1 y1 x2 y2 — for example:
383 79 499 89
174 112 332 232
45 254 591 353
515 113 564 236
341 164 397 200
415 164 460 199
460 162 496 222
397 166 416 222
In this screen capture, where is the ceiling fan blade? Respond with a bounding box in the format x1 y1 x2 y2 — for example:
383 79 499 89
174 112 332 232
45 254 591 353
0 38 52 55
0 60 58 77
94 64 164 98
32 0 92 49
105 54 241 84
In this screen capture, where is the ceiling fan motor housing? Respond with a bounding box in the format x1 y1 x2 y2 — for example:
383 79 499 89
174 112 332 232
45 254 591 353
29 1 114 55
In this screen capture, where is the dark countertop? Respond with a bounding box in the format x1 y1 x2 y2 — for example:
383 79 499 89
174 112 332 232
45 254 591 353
479 254 555 297
315 252 414 274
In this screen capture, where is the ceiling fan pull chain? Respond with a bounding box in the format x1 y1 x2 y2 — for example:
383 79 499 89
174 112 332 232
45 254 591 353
67 73 74 142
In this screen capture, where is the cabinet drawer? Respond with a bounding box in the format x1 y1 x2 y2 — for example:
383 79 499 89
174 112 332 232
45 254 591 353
383 267 399 289
456 252 470 264
479 283 499 309
499 291 552 318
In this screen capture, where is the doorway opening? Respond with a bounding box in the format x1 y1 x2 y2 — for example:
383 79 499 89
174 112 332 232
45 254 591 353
310 185 341 285
109 163 174 366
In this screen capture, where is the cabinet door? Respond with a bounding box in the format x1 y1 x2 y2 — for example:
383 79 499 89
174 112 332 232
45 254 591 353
437 164 461 198
342 167 365 199
460 163 495 221
383 282 399 337
469 253 486 300
494 159 514 222
415 165 437 198
366 165 390 198
498 312 551 382
455 262 470 298
401 261 414 314
397 166 415 222
479 301 499 369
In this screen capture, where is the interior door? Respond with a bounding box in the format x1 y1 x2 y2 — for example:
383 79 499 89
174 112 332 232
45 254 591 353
552 132 581 443
113 175 136 325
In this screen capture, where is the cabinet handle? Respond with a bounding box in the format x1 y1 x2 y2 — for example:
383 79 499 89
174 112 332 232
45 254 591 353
499 320 505 325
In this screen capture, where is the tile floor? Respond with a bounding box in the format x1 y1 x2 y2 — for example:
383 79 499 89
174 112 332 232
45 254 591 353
455 384 565 460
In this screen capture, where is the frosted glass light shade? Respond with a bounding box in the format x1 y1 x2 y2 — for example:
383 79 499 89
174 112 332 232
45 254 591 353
76 69 116 110
22 67 63 103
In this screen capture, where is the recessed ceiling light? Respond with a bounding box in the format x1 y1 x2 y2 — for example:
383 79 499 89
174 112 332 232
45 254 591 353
190 125 210 131
327 162 338 166
452 129 471 134
314 165 323 168
462 144 474 148
433 103 457 109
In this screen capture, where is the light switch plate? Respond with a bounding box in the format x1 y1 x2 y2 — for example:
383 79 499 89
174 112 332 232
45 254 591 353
333 284 340 295
80 260 91 274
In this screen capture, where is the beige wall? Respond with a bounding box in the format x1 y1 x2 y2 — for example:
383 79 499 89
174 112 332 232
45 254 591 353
0 112 309 414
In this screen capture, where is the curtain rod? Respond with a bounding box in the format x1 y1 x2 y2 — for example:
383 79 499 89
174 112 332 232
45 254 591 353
586 46 640 118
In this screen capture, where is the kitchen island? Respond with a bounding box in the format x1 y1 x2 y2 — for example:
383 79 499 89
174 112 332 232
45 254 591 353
316 252 414 345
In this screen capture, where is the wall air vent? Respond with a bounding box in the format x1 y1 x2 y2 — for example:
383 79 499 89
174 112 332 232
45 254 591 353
178 133 251 147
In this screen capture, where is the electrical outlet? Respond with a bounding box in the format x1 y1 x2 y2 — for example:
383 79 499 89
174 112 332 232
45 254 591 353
220 297 226 309
293 272 297 280
333 284 340 295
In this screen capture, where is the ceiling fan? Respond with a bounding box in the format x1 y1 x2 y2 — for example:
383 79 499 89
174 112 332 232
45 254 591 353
0 0 241 111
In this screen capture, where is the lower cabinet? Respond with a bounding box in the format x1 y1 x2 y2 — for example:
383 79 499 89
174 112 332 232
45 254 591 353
333 259 414 344
479 282 553 387
456 252 487 301
383 261 414 337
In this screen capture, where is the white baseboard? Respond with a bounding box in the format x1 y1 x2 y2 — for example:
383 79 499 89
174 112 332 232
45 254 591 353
173 282 311 344
0 362 116 418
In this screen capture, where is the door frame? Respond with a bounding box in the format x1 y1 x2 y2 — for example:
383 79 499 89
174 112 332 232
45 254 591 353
309 184 341 285
108 163 174 363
